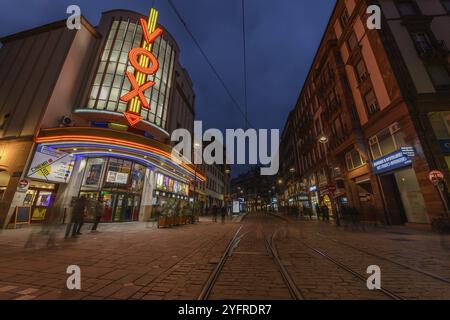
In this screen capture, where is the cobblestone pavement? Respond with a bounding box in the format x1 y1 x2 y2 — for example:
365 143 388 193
0 212 449 300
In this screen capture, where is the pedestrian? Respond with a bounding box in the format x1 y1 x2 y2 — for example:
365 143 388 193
221 205 226 224
91 195 105 233
212 204 218 223
322 204 330 222
315 203 321 221
71 196 87 237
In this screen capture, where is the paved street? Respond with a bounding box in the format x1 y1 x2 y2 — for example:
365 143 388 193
0 213 450 300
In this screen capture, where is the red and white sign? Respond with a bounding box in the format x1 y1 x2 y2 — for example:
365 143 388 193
429 170 444 186
17 178 30 192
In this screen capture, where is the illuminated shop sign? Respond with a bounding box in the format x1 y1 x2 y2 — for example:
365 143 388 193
309 186 317 192
372 147 415 175
27 145 75 183
120 8 163 126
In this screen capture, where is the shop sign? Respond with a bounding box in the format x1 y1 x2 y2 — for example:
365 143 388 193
120 8 163 126
372 148 413 175
400 146 416 157
309 185 317 192
27 145 75 183
429 170 444 186
438 139 450 154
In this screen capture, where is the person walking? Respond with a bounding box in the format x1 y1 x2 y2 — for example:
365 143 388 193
315 203 321 221
71 196 87 237
91 196 105 233
221 205 226 224
322 204 330 222
212 204 218 223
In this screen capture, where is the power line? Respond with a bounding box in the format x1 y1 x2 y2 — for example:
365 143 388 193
242 0 248 130
167 0 253 128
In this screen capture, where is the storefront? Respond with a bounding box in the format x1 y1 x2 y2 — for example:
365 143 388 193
152 172 189 209
78 157 147 222
373 148 429 224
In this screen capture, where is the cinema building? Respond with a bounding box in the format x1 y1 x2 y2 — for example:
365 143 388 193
0 9 205 228
280 0 450 226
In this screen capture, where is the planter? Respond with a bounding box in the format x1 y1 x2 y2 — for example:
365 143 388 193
157 216 170 228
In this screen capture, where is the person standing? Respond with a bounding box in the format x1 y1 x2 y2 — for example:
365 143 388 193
72 196 87 237
91 196 105 232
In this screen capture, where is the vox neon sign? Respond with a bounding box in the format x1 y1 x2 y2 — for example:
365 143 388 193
120 8 163 126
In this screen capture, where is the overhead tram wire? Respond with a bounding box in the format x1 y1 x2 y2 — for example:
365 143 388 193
242 0 249 130
167 0 253 129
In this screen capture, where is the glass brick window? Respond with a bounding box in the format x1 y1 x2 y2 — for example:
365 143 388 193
87 18 176 129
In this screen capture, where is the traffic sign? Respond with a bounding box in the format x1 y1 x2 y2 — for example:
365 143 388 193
429 170 444 186
17 178 30 192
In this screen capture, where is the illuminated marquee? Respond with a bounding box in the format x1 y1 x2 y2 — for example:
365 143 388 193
120 8 163 127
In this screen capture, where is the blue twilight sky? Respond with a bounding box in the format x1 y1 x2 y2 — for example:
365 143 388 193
0 0 335 176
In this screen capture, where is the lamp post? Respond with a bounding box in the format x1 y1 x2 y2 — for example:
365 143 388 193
318 133 340 227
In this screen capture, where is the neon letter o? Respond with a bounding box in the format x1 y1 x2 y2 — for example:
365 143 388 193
128 47 159 74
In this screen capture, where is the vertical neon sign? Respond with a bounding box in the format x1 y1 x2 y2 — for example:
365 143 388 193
120 8 163 126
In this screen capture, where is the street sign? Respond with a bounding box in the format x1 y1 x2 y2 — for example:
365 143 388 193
429 170 444 186
17 178 30 193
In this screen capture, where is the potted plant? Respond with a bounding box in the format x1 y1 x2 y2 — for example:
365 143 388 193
157 203 170 228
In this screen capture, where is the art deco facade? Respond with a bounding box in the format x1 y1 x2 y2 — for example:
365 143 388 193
280 0 450 226
0 9 205 227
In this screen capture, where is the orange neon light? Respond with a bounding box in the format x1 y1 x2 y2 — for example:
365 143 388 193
119 8 163 127
35 135 206 181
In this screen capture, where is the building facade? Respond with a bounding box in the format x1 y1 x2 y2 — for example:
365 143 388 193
280 0 450 226
0 9 206 228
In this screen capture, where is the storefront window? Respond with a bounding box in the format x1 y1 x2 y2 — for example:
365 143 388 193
104 158 132 186
82 158 106 188
131 163 146 192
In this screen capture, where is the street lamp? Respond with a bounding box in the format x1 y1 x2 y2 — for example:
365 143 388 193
317 133 340 227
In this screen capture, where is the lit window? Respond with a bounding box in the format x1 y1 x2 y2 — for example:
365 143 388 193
369 123 405 160
345 149 365 170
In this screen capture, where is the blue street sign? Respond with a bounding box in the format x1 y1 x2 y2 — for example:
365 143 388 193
373 148 413 175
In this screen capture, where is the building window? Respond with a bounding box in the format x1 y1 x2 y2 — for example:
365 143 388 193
441 0 450 12
396 0 420 16
363 89 380 116
411 31 433 56
369 123 406 160
347 32 358 52
426 64 450 88
345 149 365 171
355 59 369 83
340 9 349 28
